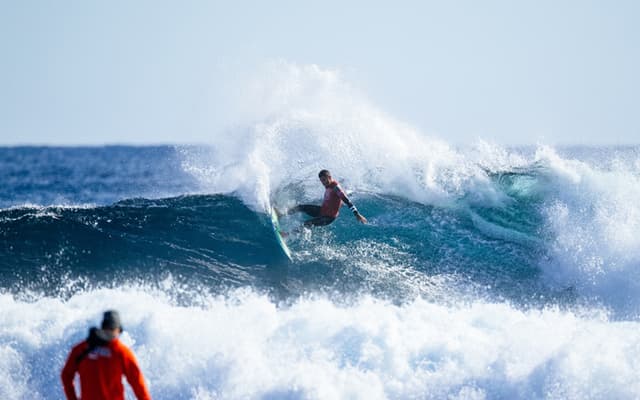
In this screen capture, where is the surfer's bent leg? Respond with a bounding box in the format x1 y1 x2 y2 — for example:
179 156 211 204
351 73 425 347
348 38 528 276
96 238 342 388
289 205 321 217
303 216 335 227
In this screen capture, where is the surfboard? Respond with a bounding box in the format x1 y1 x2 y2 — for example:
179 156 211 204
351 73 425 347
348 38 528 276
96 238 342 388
270 206 292 261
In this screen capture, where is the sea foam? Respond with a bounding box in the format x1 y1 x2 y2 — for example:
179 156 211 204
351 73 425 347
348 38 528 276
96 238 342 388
1 285 639 399
536 146 640 316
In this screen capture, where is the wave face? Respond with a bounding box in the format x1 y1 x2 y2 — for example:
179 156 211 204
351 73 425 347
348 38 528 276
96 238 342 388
2 65 640 399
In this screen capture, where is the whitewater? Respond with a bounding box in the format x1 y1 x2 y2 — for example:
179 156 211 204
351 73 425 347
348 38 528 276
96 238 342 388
1 63 640 399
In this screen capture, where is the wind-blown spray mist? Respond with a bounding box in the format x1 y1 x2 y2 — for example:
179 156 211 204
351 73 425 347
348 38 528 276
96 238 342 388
180 61 494 211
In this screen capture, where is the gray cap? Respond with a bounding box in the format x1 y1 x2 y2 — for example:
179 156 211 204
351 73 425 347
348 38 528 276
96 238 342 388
101 310 123 330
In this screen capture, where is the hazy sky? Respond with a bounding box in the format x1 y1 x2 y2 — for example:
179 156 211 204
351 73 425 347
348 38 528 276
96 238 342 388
1 1 638 145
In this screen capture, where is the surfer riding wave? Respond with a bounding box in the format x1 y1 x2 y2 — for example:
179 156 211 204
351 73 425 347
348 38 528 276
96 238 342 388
278 169 367 227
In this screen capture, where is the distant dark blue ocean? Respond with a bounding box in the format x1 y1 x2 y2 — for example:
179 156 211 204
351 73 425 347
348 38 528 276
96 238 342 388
2 144 639 399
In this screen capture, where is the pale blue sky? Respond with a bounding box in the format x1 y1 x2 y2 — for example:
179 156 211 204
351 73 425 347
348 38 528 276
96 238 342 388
1 1 638 145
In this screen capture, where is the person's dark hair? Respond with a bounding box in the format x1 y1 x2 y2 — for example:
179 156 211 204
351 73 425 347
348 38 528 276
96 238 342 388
75 327 111 365
318 169 331 178
101 310 123 331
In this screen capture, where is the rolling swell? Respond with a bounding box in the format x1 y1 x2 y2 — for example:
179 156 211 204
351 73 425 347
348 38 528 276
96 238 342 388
0 195 285 294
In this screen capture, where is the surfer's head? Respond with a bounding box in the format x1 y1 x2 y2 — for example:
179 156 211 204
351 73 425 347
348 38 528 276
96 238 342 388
318 169 332 187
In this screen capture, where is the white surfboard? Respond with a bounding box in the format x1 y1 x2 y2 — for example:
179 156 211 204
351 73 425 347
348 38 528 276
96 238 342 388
270 206 292 261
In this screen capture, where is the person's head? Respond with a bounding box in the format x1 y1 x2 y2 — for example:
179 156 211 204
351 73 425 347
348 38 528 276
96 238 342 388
101 310 123 336
318 169 333 187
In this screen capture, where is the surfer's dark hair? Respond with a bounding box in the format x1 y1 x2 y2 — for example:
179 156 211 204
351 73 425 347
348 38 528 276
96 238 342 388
318 170 331 178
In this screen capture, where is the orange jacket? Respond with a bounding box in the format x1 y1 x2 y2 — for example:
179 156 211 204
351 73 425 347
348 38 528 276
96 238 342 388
61 337 151 400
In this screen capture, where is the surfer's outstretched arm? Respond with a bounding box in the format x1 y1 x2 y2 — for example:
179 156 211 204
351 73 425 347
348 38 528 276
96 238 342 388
334 186 367 224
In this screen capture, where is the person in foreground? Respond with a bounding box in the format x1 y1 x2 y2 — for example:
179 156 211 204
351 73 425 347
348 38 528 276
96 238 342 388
61 310 151 400
282 169 367 227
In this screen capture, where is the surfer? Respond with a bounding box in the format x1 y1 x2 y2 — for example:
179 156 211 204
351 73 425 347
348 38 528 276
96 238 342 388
61 310 152 400
281 169 367 227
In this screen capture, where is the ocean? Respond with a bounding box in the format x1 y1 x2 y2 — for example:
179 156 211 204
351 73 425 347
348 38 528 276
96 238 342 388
1 141 639 399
